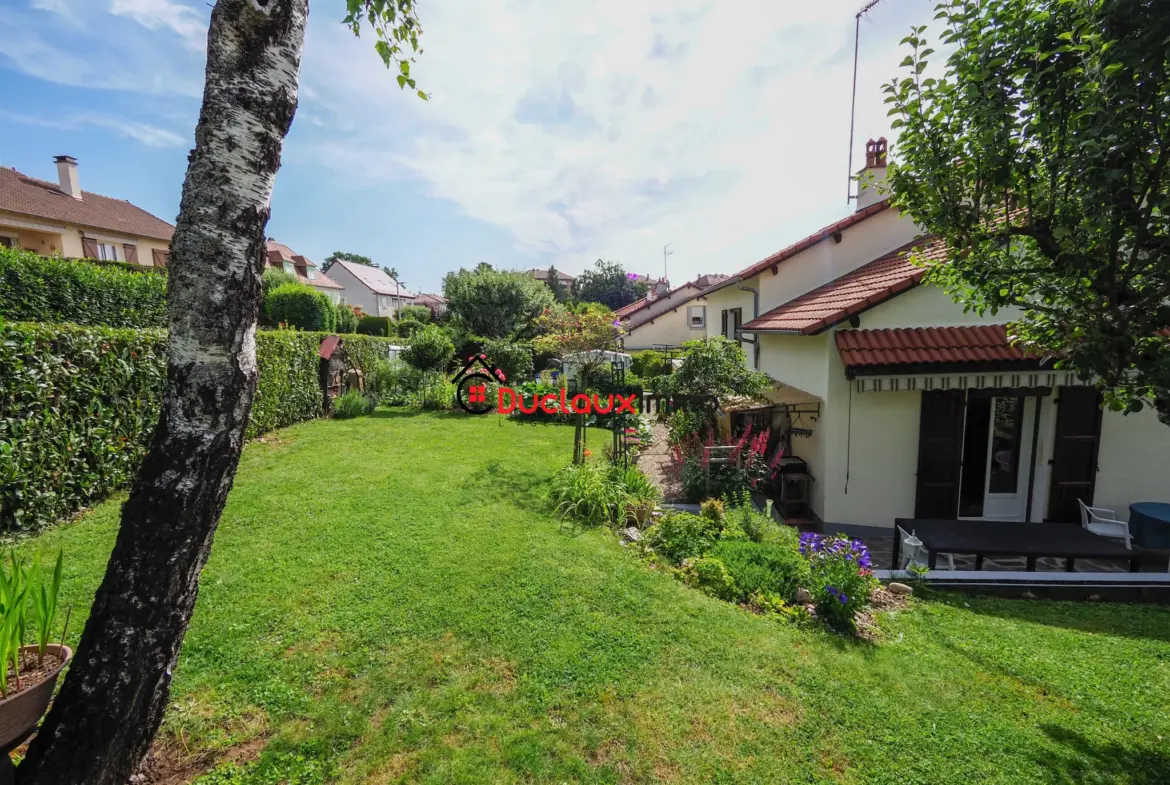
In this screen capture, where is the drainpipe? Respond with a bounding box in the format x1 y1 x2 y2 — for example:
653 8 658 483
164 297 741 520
735 281 761 370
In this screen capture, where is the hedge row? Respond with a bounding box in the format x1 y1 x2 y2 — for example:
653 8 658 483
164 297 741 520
0 247 168 328
1 321 395 530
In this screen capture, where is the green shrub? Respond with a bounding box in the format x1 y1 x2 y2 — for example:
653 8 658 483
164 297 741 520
262 283 336 331
700 498 725 525
0 247 168 328
799 534 878 631
645 512 720 563
261 267 299 296
481 338 534 382
723 491 779 543
630 350 670 379
333 390 375 419
681 556 738 601
333 303 360 334
402 325 455 372
398 305 432 323
409 374 457 410
357 316 392 337
710 538 809 603
395 318 424 338
549 461 629 527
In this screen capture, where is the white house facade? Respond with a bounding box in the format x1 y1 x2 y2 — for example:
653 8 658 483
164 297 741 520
704 139 1170 531
619 275 728 351
327 260 415 318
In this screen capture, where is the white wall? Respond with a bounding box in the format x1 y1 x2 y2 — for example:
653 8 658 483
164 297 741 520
623 302 708 350
757 333 831 401
624 285 700 330
326 264 378 315
857 282 1025 329
1096 406 1170 517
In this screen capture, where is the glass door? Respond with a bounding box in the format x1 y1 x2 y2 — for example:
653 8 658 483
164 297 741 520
958 395 1035 520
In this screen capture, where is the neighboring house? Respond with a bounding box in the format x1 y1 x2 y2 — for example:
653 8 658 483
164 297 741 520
265 240 344 303
619 273 729 351
528 268 576 286
414 292 448 318
0 156 173 266
327 259 415 318
702 137 1169 530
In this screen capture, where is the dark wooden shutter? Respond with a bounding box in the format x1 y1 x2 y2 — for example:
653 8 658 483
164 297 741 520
721 310 728 338
152 249 169 268
81 237 99 259
1046 386 1103 522
914 389 966 519
123 244 138 264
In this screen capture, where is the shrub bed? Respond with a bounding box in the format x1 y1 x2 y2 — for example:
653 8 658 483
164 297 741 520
1 321 396 530
0 247 168 328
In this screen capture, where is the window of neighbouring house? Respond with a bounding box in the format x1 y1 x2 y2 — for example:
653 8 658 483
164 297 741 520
0 236 15 248
724 307 743 340
305 267 317 280
688 305 706 329
282 261 295 274
96 242 118 261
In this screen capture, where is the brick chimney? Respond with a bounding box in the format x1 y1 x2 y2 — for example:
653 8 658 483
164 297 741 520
855 137 888 211
54 155 81 200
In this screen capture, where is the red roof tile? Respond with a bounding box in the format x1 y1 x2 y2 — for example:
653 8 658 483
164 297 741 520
0 166 174 241
835 325 1031 369
706 199 891 294
264 240 343 289
614 297 648 318
742 237 947 334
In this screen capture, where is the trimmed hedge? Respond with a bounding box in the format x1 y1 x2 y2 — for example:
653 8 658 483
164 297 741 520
1 321 396 530
0 247 168 328
357 316 392 337
262 283 336 332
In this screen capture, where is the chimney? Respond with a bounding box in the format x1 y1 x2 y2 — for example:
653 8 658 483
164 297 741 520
54 155 81 200
855 137 888 211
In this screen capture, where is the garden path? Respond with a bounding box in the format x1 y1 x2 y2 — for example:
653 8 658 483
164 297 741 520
640 420 682 502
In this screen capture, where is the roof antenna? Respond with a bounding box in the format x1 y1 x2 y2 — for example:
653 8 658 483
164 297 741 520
847 0 887 204
663 243 673 280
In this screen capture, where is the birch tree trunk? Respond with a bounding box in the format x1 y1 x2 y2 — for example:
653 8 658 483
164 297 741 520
16 1 308 782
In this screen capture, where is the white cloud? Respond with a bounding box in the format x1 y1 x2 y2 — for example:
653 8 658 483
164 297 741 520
109 0 206 51
1 111 186 148
297 0 938 281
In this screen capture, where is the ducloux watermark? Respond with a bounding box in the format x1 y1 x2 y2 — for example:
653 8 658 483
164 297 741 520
453 355 640 416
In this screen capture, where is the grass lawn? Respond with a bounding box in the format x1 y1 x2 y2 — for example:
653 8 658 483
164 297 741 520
19 410 1170 784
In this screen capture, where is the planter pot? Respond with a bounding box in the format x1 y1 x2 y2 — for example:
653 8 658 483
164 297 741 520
0 645 72 750
630 503 655 529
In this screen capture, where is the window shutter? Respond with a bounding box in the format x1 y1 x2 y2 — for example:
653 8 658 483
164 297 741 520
152 249 169 268
81 237 99 259
123 244 139 264
721 309 728 338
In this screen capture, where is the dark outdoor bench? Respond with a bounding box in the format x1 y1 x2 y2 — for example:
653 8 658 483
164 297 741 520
891 519 1143 573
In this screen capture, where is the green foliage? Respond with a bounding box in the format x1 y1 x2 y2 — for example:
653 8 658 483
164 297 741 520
333 303 360 334
394 318 424 338
261 267 299 297
322 250 374 273
0 247 167 328
0 553 28 697
262 283 336 332
710 538 809 604
620 466 660 506
357 316 393 337
442 266 554 340
481 338 533 382
572 259 648 310
401 324 454 372
645 512 720 564
680 556 738 602
548 461 659 528
544 266 570 303
398 305 431 323
408 374 457 411
630 350 670 379
29 550 63 658
663 337 772 401
333 390 375 419
700 498 725 525
723 490 779 544
799 534 878 632
885 0 1170 422
666 408 709 446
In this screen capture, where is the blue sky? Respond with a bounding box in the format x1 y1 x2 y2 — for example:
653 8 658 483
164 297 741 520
0 0 936 295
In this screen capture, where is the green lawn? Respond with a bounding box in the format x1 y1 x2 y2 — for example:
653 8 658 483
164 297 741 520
21 411 1170 784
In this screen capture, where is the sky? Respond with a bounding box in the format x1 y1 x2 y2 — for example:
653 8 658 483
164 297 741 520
0 0 940 295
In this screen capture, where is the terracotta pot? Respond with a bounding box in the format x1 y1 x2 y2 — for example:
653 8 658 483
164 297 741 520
630 503 655 529
0 645 72 749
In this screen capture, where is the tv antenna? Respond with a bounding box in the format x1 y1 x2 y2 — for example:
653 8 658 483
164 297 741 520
663 243 673 280
847 0 887 204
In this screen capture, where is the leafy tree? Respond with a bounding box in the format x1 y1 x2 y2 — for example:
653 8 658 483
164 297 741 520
398 304 432 323
261 266 299 295
534 307 623 463
573 259 649 310
15 2 427 781
262 282 337 331
402 324 454 407
659 337 772 402
885 0 1170 423
334 302 360 333
322 250 374 273
545 265 569 302
442 266 554 340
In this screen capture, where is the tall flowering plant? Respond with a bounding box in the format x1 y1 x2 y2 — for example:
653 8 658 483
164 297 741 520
799 533 878 631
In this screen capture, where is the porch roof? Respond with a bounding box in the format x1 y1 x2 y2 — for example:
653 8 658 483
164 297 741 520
836 325 1036 373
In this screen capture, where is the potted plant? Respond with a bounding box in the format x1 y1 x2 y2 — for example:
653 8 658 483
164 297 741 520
0 551 71 750
621 467 662 529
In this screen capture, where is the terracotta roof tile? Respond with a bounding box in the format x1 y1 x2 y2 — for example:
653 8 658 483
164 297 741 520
614 297 649 318
835 325 1031 369
742 237 948 334
705 199 892 295
0 166 174 241
333 259 415 297
264 240 343 290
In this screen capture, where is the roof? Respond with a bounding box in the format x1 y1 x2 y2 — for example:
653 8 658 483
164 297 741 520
835 325 1033 370
706 199 892 295
614 297 649 318
616 279 709 322
264 240 343 290
742 237 947 334
529 268 575 282
414 292 446 305
0 166 174 241
693 273 729 289
332 259 415 297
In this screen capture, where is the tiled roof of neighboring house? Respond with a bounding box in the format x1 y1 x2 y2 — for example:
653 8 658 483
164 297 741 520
835 325 1032 369
0 166 174 241
742 237 947 334
705 199 892 295
265 240 343 289
614 297 649 318
529 268 576 282
414 292 446 307
693 273 729 288
333 259 415 297
617 279 709 322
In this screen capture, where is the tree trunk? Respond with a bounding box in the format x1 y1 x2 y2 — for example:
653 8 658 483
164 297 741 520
16 2 308 782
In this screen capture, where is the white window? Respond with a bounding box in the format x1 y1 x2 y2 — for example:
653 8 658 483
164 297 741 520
688 305 706 329
305 267 317 280
97 242 118 261
282 261 295 274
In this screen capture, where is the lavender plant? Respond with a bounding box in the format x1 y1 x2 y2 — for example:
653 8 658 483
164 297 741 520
799 534 878 632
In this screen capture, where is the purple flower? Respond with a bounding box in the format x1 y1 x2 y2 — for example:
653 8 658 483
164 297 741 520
626 272 638 281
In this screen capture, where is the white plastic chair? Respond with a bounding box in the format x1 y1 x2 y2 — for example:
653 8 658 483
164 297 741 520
1078 499 1133 550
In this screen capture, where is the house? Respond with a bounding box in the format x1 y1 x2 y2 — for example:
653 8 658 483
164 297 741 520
619 274 729 351
414 292 448 318
0 156 173 266
528 267 576 286
702 137 1170 530
265 240 344 303
327 259 415 318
